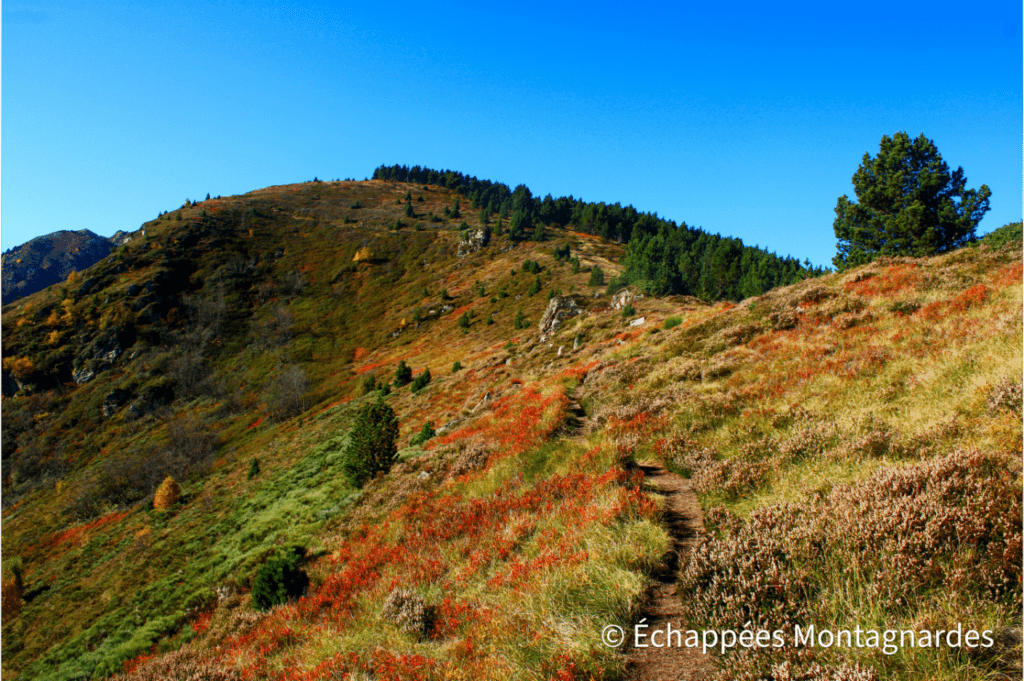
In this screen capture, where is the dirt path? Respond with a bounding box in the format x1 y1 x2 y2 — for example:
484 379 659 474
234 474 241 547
624 461 711 681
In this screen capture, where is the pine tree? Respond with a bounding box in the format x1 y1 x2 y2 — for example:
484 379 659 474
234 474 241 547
343 395 399 486
833 132 991 270
394 360 413 386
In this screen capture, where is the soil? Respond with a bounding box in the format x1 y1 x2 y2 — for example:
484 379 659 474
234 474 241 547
624 461 711 681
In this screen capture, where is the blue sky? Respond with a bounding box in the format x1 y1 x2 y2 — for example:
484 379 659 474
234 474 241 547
3 0 1021 268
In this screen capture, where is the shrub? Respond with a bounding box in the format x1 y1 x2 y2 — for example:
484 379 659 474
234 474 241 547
621 304 636 318
411 368 432 393
2 559 24 620
362 373 378 395
410 421 436 446
458 312 471 329
588 265 605 287
268 365 310 420
528 277 542 297
251 548 309 611
343 395 399 487
514 309 528 330
248 458 260 480
394 360 413 387
605 274 628 295
1 574 22 620
452 361 462 373
153 476 181 510
381 588 434 638
664 316 683 330
554 243 571 261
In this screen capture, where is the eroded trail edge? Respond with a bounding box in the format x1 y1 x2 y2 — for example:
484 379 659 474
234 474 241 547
625 462 710 681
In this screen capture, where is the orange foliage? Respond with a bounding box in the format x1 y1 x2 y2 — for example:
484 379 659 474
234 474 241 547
153 477 181 510
843 264 920 297
919 284 988 322
2 356 34 380
40 510 130 551
992 263 1023 288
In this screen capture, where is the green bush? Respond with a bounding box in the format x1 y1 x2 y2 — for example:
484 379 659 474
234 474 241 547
394 360 412 387
452 361 462 373
514 309 528 330
588 265 605 287
522 259 542 274
362 373 378 394
410 421 436 446
343 395 399 487
664 316 683 330
458 312 471 329
251 548 309 611
528 277 542 297
411 368 432 393
605 274 628 296
248 458 260 480
981 221 1022 249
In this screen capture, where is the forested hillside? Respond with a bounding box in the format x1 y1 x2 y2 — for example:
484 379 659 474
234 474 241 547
373 165 824 300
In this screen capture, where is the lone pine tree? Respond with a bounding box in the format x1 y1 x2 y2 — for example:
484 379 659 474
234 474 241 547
343 395 399 487
833 132 991 270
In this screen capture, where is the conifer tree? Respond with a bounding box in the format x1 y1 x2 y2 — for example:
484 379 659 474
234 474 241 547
343 395 399 487
833 132 991 270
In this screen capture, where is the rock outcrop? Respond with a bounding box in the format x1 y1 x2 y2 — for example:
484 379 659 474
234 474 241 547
457 228 490 256
538 295 586 341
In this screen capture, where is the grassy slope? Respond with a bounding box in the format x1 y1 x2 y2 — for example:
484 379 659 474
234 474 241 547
1 180 1020 681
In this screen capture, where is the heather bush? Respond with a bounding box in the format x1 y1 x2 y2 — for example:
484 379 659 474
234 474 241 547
110 644 240 681
381 588 435 639
987 376 1022 415
680 450 1022 679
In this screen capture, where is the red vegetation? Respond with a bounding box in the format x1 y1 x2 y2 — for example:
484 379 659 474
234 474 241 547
843 264 921 297
40 510 130 551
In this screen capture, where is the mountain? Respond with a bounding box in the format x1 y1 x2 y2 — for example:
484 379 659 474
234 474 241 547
0 229 132 306
1 176 1020 681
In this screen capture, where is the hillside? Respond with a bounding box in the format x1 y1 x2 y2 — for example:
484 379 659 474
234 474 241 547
0 230 131 306
1 177 1020 681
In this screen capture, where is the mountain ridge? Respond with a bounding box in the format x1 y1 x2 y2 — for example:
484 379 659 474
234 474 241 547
1 176 1020 681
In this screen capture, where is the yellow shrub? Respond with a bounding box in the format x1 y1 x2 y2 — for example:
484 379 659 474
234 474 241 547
153 477 182 510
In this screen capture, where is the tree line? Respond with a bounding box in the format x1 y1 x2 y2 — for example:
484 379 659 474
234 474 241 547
373 164 826 301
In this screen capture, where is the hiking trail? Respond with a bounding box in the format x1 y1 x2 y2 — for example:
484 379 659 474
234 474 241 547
624 461 711 681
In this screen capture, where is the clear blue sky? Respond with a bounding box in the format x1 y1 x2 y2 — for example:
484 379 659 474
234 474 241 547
3 0 1021 268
